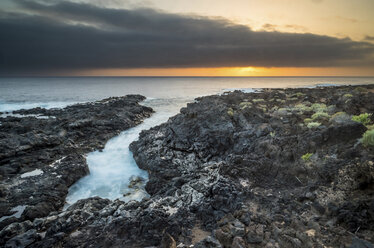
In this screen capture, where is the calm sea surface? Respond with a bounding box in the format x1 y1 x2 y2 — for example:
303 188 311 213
1 77 373 112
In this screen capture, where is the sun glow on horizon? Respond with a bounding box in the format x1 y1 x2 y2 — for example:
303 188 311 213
68 66 374 77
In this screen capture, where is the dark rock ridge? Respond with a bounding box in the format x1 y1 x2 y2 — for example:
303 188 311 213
0 95 153 235
1 86 374 247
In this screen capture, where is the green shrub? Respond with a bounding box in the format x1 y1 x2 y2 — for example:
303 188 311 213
311 112 330 121
258 105 267 112
307 122 321 129
288 97 299 101
295 103 306 109
354 87 367 93
239 101 252 109
276 108 290 116
343 93 353 98
304 118 313 124
361 129 374 148
294 92 305 97
294 104 312 112
253 99 265 103
352 113 372 126
311 103 327 113
227 108 234 116
301 153 313 162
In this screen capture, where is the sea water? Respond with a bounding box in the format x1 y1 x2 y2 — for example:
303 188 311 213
1 77 373 204
1 77 373 113
65 98 190 205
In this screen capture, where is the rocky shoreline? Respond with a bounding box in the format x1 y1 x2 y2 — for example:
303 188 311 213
1 86 374 247
0 95 153 243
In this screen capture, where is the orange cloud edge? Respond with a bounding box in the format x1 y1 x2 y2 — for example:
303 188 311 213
61 67 374 77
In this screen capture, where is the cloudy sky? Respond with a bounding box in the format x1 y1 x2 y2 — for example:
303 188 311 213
1 0 374 76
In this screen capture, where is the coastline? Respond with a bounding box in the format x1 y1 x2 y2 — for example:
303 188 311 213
0 85 373 247
0 95 153 233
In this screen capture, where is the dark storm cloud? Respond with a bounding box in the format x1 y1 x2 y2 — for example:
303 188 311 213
0 0 374 74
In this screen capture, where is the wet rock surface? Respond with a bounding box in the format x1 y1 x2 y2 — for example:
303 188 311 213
0 95 153 241
1 86 374 247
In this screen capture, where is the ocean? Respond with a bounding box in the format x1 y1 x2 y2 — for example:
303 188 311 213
1 77 373 205
1 77 374 113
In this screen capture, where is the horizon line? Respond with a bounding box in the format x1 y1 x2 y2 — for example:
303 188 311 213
1 76 374 78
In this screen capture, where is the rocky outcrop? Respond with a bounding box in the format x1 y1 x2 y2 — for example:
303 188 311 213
0 95 153 238
128 85 374 247
1 86 374 247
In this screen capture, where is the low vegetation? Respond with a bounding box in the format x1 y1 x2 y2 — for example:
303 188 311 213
304 118 313 124
288 97 299 101
354 87 367 93
352 113 372 126
275 99 286 103
307 122 321 129
331 112 346 119
294 92 305 97
311 112 330 121
294 103 312 113
301 153 313 162
239 101 252 109
311 103 327 113
227 108 234 117
361 129 374 148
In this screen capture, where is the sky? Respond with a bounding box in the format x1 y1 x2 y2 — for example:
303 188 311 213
0 0 374 76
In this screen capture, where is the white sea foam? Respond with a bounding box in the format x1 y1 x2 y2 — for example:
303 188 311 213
222 88 256 93
0 101 77 113
0 113 55 119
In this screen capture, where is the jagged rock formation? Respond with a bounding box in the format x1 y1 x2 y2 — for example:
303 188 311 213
1 86 374 247
0 95 153 237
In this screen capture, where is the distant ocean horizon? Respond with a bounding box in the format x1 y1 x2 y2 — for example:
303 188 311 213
2 76 374 78
1 76 373 113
